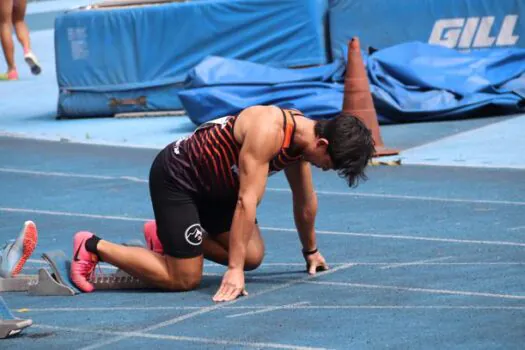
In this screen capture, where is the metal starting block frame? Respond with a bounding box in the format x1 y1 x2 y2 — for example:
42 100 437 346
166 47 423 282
0 247 156 296
0 275 37 293
0 318 33 339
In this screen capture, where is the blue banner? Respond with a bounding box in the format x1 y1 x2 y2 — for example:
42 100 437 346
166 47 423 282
329 0 524 60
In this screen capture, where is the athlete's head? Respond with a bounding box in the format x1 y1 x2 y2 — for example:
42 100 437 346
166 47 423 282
304 113 375 187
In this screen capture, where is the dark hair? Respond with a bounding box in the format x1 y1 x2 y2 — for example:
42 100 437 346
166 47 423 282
314 113 375 187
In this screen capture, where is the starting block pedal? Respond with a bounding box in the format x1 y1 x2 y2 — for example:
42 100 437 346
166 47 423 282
0 296 32 339
28 250 80 296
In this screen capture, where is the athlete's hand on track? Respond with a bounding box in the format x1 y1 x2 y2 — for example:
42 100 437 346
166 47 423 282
305 251 329 275
213 267 248 302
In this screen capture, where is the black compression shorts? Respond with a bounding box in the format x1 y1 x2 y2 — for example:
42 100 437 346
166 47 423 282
148 149 237 258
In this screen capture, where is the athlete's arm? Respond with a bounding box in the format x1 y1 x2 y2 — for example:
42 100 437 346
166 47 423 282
285 160 329 274
285 161 317 250
213 106 281 302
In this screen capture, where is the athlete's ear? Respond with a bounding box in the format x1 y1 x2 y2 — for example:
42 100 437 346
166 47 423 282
316 138 329 150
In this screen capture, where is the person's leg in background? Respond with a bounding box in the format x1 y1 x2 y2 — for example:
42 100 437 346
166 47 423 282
12 0 41 75
0 0 17 80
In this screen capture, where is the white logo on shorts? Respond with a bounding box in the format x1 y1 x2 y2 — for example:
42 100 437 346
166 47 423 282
185 224 204 246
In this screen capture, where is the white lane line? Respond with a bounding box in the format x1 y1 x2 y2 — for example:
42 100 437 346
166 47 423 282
23 260 525 267
379 256 454 270
80 263 355 350
0 168 146 183
3 207 525 248
308 281 525 300
263 227 525 248
0 207 148 221
33 324 330 350
18 306 215 312
0 168 135 181
17 305 525 313
266 187 525 206
2 167 524 206
227 301 310 318
212 262 525 267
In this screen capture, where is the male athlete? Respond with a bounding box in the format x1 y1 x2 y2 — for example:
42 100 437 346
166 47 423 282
70 105 375 302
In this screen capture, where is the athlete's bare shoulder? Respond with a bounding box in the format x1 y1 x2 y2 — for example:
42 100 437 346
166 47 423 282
233 105 283 144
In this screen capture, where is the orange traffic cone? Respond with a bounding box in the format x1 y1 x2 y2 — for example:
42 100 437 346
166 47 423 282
342 37 399 157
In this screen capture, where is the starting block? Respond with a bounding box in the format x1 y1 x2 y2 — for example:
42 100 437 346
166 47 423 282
0 319 32 339
0 296 32 339
1 244 157 296
0 250 80 295
28 250 81 296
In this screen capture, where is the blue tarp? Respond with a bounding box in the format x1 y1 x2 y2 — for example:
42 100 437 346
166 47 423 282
178 42 525 125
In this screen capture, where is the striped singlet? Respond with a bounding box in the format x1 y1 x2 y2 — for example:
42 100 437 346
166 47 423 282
163 108 303 200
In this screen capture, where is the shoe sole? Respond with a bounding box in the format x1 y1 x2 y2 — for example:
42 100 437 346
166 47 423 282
24 57 41 75
11 222 38 277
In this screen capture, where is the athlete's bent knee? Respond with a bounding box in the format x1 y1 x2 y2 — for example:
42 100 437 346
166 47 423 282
162 255 203 291
244 251 264 271
164 273 202 292
179 275 202 291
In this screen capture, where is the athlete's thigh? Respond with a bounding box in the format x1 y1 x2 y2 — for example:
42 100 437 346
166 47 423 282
149 153 205 259
153 198 206 258
0 0 13 21
12 0 27 21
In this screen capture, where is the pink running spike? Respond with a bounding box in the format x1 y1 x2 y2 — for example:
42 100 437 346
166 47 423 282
10 221 38 277
70 231 99 293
